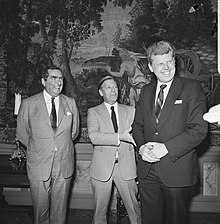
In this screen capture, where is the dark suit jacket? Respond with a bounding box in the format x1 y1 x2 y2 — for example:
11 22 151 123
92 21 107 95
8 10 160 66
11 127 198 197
132 75 208 187
16 92 79 181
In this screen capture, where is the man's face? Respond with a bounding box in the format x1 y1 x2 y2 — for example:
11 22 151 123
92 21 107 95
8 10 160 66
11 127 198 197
41 69 64 97
148 51 175 83
99 79 118 105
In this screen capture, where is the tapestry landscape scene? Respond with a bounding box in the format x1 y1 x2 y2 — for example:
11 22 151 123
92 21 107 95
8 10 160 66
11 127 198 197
0 0 219 144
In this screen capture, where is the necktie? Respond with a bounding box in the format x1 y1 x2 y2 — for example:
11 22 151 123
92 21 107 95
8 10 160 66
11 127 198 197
50 97 57 130
155 84 167 123
111 106 118 133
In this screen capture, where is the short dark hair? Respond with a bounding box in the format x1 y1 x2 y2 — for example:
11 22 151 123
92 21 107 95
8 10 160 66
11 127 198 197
98 75 116 90
42 65 62 80
146 41 175 65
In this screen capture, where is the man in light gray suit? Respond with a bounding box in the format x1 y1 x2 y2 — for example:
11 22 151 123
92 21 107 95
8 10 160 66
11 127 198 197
16 66 79 224
87 76 141 224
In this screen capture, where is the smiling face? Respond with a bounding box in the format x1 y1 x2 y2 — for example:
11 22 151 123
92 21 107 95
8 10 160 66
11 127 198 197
99 79 118 105
148 51 176 83
41 69 64 97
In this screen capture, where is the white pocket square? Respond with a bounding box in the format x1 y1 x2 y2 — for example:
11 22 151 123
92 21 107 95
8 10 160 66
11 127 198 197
66 112 72 116
174 100 182 104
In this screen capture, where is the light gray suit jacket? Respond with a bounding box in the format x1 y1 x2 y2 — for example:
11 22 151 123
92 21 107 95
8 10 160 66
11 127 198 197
16 92 79 181
87 103 137 181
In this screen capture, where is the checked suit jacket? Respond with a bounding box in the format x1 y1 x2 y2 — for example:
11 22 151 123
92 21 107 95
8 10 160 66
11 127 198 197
16 92 79 181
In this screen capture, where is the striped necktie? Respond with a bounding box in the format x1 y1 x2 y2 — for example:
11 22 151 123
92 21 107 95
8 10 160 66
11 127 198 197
155 84 167 123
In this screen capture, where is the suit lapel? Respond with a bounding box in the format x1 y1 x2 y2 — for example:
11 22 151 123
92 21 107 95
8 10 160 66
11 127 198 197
36 92 51 128
158 76 183 128
99 103 113 132
147 82 157 127
118 104 126 132
99 103 127 132
36 93 68 131
57 94 66 128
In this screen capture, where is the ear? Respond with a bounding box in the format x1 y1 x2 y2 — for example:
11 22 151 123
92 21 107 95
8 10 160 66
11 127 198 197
148 63 153 72
41 78 46 87
99 89 103 97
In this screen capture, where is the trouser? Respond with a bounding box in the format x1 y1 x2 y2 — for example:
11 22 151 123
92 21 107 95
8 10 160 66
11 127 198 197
29 154 72 224
139 164 196 224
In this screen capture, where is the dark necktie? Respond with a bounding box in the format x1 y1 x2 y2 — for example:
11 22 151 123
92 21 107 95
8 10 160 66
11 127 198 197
111 106 118 133
155 84 167 123
50 97 57 130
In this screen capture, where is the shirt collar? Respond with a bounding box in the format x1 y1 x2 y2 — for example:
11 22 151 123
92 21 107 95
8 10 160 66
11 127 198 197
157 79 173 91
43 90 59 103
157 79 173 87
104 101 118 110
104 102 118 117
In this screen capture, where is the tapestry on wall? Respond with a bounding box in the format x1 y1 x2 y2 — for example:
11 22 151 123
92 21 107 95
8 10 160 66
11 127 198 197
0 0 219 146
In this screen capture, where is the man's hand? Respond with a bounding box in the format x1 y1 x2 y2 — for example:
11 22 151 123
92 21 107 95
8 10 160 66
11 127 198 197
145 142 168 159
139 144 160 163
119 127 137 146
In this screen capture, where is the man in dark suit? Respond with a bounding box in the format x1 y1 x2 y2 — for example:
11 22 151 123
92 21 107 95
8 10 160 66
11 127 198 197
132 41 208 224
16 66 79 224
87 76 141 224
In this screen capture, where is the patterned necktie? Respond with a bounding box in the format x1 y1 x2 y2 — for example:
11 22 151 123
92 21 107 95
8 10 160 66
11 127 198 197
155 84 167 123
50 97 57 130
111 106 118 133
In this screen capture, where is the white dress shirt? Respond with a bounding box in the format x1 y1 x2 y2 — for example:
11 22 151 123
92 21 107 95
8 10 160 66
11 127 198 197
104 101 119 126
43 90 59 152
104 101 120 156
155 79 173 108
43 90 59 124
